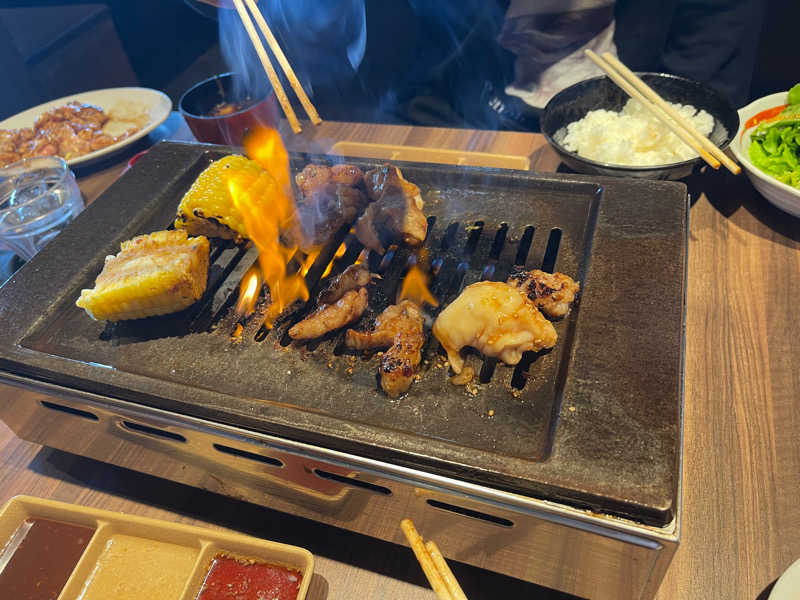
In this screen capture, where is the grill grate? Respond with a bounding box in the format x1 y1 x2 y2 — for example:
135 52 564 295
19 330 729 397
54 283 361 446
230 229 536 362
202 212 568 397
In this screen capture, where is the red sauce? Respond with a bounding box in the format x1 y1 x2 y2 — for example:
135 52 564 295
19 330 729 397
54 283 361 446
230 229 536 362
743 104 788 134
195 554 301 600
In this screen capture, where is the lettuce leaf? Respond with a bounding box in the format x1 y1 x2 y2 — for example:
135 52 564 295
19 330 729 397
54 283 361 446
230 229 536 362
788 83 800 107
749 119 800 189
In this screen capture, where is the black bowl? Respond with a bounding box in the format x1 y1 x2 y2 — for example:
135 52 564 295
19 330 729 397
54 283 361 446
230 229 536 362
541 73 739 180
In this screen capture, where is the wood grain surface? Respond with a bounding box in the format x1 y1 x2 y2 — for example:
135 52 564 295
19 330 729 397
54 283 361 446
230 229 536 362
1 116 798 600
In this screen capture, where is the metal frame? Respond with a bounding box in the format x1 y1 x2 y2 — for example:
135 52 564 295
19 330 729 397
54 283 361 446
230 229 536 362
0 372 679 600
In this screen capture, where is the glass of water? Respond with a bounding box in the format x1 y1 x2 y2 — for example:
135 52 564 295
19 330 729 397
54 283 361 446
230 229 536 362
0 156 84 262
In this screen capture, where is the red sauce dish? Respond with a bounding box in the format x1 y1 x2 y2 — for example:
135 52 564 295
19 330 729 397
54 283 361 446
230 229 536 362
195 553 301 600
180 73 279 146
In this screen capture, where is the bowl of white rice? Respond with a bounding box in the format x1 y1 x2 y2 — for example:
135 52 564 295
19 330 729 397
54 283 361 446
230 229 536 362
541 73 739 180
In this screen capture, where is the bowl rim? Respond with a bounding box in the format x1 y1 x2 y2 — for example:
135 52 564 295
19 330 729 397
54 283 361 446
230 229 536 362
729 90 800 200
542 71 737 172
178 72 272 121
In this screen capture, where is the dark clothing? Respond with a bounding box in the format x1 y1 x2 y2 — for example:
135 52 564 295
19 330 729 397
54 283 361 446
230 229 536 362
614 0 765 107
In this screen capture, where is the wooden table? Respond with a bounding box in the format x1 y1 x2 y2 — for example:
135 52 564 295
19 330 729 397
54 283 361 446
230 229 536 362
1 115 798 600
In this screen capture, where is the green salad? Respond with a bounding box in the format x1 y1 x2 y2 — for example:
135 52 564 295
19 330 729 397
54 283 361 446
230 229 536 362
749 83 800 189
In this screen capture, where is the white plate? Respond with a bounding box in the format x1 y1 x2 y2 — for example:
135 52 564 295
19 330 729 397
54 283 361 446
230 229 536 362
0 87 172 168
730 91 800 218
769 558 800 600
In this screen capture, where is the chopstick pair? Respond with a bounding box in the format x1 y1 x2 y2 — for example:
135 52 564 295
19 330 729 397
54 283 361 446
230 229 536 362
401 519 468 600
584 49 740 175
232 0 321 133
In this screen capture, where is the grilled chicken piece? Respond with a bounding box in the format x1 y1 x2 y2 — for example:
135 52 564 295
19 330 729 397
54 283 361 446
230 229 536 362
330 163 364 187
317 264 375 305
76 230 209 321
345 300 425 397
289 287 369 341
295 163 332 198
363 164 423 209
354 184 428 252
295 163 364 198
432 281 557 374
294 183 368 246
506 268 580 318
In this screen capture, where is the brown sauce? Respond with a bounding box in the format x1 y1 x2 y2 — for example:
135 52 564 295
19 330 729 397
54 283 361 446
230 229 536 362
0 517 95 600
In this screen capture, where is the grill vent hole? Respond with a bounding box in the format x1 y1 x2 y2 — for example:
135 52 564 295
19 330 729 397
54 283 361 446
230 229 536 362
313 469 392 495
479 358 497 383
121 421 186 442
463 221 484 255
489 223 509 260
425 216 437 242
515 226 535 265
255 326 270 343
510 351 537 389
40 401 98 421
541 228 562 272
426 499 514 527
213 443 283 467
441 222 460 250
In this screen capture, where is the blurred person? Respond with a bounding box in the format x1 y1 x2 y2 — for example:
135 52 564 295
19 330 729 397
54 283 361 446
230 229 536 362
190 0 764 131
498 0 765 114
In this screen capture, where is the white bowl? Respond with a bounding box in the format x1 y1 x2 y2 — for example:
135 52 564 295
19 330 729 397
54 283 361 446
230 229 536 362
730 91 800 217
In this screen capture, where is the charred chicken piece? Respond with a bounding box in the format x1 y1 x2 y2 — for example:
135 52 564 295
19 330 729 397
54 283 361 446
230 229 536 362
354 184 428 252
345 300 425 398
294 183 368 246
295 163 332 198
432 281 557 374
363 164 423 209
295 163 364 198
329 163 364 187
506 268 580 319
288 287 369 341
317 264 375 305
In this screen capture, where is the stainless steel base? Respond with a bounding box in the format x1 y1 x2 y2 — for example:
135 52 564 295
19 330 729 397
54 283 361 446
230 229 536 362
0 374 679 600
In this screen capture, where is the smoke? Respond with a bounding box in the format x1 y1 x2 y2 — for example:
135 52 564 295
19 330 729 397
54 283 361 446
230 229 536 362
218 0 367 101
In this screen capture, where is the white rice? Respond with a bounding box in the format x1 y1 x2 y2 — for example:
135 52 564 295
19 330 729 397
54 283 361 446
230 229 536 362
561 99 714 166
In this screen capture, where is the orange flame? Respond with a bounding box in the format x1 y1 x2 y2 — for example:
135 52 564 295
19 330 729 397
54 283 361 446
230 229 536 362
299 247 321 277
235 265 262 317
228 127 309 327
321 242 347 279
398 266 438 307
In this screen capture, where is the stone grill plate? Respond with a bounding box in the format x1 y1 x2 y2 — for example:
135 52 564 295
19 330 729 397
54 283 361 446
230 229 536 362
0 142 687 526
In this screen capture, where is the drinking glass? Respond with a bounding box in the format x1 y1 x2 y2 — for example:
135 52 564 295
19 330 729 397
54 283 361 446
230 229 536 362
0 157 84 262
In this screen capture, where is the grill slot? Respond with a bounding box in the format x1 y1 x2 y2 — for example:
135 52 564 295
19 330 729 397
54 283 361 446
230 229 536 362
426 499 514 528
213 443 284 467
121 421 187 442
40 400 99 421
541 228 563 273
514 225 536 266
313 469 392 496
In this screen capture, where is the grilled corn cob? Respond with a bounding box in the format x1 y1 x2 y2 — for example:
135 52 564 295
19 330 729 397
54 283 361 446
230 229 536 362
76 230 209 321
174 154 276 242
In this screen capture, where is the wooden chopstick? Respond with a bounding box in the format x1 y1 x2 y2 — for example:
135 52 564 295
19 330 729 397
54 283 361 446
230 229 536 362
425 541 468 600
583 49 722 171
243 0 322 126
232 0 301 133
600 52 740 175
401 518 468 600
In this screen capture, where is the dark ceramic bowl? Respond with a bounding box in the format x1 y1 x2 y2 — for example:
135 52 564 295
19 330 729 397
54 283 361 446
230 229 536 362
179 72 279 145
541 73 739 180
